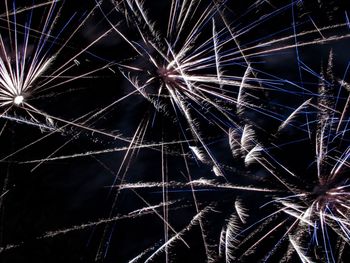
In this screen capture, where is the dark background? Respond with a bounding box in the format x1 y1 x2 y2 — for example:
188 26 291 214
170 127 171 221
0 0 349 262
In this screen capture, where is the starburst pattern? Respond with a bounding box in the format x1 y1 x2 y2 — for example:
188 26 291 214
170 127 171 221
225 54 350 262
0 1 349 263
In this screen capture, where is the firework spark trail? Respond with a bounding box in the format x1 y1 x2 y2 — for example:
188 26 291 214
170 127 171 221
291 0 312 138
289 235 314 263
0 113 56 131
0 199 191 253
160 137 170 262
0 1 62 18
114 179 279 193
15 140 195 163
128 239 165 263
180 142 217 262
0 105 116 162
141 205 215 263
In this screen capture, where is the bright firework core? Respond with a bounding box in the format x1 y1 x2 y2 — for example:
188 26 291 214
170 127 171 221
13 95 24 105
157 66 177 84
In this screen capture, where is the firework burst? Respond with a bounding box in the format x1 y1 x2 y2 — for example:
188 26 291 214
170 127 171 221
226 54 350 263
93 0 350 176
0 1 349 263
95 0 293 178
0 0 120 137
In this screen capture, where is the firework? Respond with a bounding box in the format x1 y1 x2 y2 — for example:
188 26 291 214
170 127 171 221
91 0 350 177
0 1 349 263
226 54 350 263
0 0 124 141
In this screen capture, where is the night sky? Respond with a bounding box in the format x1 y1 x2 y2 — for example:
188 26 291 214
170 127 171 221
0 1 350 262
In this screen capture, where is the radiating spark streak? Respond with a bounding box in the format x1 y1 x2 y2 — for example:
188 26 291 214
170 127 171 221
94 118 156 260
260 193 308 209
130 0 154 34
291 0 311 139
0 190 9 200
94 0 143 56
214 2 262 101
237 66 252 111
278 99 312 132
0 17 85 58
104 0 274 156
0 120 7 136
54 3 101 57
1 1 346 261
0 114 56 131
179 142 212 261
245 219 288 254
0 200 189 254
215 23 348 61
161 141 169 263
38 62 118 93
0 1 61 18
176 2 220 59
247 143 300 194
234 2 294 39
212 18 222 88
166 43 225 176
143 205 214 263
114 180 279 193
170 91 221 162
94 151 193 256
128 240 163 263
23 105 132 142
18 140 194 163
282 209 313 227
3 0 13 49
0 107 106 161
309 17 325 40
0 0 119 138
132 191 190 249
35 27 115 90
224 34 350 64
107 2 347 176
30 138 74 172
337 93 350 133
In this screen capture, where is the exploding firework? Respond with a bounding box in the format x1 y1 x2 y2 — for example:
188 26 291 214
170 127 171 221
225 54 350 263
0 0 121 139
0 1 349 263
92 0 350 176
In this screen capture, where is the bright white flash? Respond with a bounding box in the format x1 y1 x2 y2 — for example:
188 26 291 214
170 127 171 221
13 95 24 105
